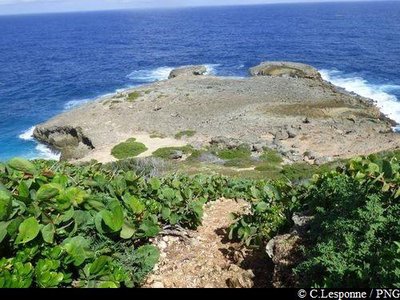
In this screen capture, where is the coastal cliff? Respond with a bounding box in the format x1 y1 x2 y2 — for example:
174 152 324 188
33 61 400 165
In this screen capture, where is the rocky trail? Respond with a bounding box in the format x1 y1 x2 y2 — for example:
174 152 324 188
144 198 273 288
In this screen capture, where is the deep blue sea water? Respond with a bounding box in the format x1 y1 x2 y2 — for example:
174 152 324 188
1 1 400 160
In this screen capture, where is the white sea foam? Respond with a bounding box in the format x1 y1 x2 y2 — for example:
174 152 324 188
320 69 400 128
127 64 221 82
35 144 60 161
18 126 35 141
204 64 220 75
18 126 60 160
64 98 91 110
127 66 175 82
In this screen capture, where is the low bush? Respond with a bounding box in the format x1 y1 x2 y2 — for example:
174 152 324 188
111 138 147 160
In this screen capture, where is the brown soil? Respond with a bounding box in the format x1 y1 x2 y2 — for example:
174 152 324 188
143 198 273 288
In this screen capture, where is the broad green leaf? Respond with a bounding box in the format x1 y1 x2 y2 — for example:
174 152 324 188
149 177 161 190
139 219 160 237
0 190 12 221
382 159 394 178
161 207 171 219
7 216 23 236
123 195 145 215
190 201 203 218
89 256 110 275
120 222 135 239
101 200 124 232
15 217 40 244
0 221 10 243
367 162 380 174
64 187 88 207
63 236 92 266
161 187 175 201
17 181 30 200
97 281 119 288
36 183 62 201
8 157 37 175
95 212 105 234
394 188 400 199
133 245 160 271
41 223 55 244
250 186 260 199
255 201 269 213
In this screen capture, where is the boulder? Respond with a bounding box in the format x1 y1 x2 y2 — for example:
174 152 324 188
210 136 242 150
249 61 322 80
33 125 94 161
170 150 183 160
168 65 207 79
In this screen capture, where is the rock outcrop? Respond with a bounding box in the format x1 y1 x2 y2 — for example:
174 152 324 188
32 61 400 164
33 125 94 161
168 65 207 79
249 61 322 80
265 212 313 287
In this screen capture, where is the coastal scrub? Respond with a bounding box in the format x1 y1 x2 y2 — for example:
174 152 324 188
111 138 147 159
175 130 196 139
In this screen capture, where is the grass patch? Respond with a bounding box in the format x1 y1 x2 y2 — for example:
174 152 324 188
152 146 193 160
214 145 251 160
127 91 141 102
224 158 254 168
186 149 205 161
111 138 148 160
175 130 196 139
260 148 283 164
149 132 166 139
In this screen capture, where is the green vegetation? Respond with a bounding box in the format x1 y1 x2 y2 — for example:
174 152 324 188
0 157 277 288
2 148 399 288
111 138 147 160
152 146 193 160
149 132 166 139
127 92 141 102
174 130 196 139
295 155 400 287
214 145 252 160
229 152 400 287
260 148 283 164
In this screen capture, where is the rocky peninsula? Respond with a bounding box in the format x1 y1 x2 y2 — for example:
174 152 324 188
33 62 400 166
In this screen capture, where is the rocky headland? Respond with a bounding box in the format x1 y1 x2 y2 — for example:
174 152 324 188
33 62 400 165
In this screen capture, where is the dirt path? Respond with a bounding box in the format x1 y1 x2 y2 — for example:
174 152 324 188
144 198 272 288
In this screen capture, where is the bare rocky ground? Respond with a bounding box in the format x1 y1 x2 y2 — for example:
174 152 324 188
33 62 400 164
143 198 273 288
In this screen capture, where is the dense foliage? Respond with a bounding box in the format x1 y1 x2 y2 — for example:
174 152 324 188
0 158 281 288
296 154 400 287
2 151 399 288
229 153 400 287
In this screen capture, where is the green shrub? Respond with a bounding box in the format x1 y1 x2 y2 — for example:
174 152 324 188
175 130 196 139
111 138 147 159
127 92 141 102
215 145 251 160
295 155 400 288
152 146 192 159
0 158 282 288
260 148 283 164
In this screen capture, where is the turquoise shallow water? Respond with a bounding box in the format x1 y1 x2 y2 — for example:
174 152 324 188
0 1 399 160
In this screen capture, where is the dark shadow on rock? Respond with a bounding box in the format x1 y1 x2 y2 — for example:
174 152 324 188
215 226 274 288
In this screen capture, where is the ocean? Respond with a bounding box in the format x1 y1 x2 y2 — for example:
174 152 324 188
0 1 399 161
